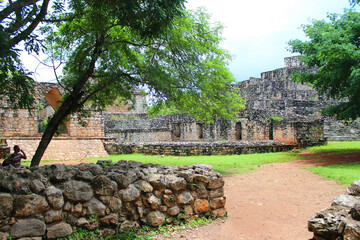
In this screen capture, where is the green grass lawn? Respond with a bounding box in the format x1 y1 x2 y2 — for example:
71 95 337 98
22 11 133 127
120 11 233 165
303 141 360 154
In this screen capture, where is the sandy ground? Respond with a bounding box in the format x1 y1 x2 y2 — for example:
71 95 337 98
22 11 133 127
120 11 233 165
43 153 359 240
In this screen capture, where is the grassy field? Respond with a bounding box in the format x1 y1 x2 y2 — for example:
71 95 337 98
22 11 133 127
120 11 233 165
20 141 360 184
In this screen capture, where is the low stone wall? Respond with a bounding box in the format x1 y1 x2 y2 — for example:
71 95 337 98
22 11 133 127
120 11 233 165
0 161 226 239
105 141 296 156
308 180 360 239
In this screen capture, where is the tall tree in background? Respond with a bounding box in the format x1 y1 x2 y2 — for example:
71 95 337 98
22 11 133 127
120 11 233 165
288 8 360 120
29 3 244 166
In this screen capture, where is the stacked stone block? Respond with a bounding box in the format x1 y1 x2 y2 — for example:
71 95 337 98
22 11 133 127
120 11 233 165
0 161 226 239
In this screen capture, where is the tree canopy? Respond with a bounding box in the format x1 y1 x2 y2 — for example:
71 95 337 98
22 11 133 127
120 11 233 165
7 1 244 166
288 9 360 120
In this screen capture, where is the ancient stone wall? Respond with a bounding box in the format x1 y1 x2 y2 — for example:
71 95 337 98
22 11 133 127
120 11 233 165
0 108 38 137
105 141 296 156
308 180 360 239
0 161 226 239
6 138 108 160
324 118 360 141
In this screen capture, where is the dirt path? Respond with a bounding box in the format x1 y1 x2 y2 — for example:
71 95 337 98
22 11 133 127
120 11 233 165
156 154 359 240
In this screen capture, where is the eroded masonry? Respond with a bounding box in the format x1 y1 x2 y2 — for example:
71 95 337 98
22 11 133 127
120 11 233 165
0 56 358 159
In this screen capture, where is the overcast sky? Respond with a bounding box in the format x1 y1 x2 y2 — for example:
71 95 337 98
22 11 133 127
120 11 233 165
186 0 354 81
22 0 354 82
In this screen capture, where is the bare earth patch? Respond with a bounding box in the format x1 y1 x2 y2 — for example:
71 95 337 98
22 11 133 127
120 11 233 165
42 153 360 240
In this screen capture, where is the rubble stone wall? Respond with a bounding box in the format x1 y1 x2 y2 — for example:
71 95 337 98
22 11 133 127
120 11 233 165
324 118 360 141
104 141 296 156
0 161 226 239
308 180 360 239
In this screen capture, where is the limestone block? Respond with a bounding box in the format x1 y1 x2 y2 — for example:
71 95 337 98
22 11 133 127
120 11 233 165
100 213 118 226
210 197 226 210
46 222 72 239
45 186 64 210
212 208 227 218
83 197 106 217
62 180 93 202
99 196 122 212
332 194 360 208
165 175 187 191
209 188 224 199
167 206 180 216
146 211 165 227
14 194 50 217
0 193 13 219
135 180 153 193
194 199 210 214
93 175 117 196
29 180 45 193
119 184 140 202
44 209 63 224
208 175 225 190
177 191 194 205
347 180 360 196
10 219 46 238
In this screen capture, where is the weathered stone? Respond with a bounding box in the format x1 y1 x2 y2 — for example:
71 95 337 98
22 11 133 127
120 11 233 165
51 170 71 182
332 194 360 208
194 199 210 214
135 180 153 193
14 194 50 217
183 205 194 218
159 205 168 212
120 220 140 230
177 191 194 205
99 196 122 212
177 170 194 183
75 170 94 181
212 208 227 217
63 180 93 202
0 193 13 219
10 219 46 238
208 176 225 189
147 174 166 189
167 206 180 216
166 175 187 191
119 184 140 202
146 195 161 210
76 217 90 227
44 209 63 224
343 219 360 240
71 203 82 217
164 189 173 195
146 211 165 227
0 232 8 240
47 222 72 239
210 197 226 210
194 183 209 199
12 178 30 194
84 197 106 217
350 203 360 220
93 175 117 196
100 213 118 226
110 170 137 189
347 180 360 196
29 180 45 193
45 186 64 210
209 188 224 199
193 174 210 184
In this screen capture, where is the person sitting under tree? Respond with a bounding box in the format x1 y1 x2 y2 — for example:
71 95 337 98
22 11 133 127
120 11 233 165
2 145 27 168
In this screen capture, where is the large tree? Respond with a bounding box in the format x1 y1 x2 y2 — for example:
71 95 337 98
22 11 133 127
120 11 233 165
29 3 244 166
288 8 360 121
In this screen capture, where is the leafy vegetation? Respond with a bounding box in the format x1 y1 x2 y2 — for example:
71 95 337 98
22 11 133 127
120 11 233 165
288 8 360 120
304 141 360 154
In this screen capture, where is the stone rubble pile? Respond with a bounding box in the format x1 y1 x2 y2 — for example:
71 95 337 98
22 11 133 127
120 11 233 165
308 180 360 240
0 160 226 239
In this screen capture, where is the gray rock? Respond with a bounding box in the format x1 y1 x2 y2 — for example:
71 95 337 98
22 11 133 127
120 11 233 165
99 196 122 212
193 174 210 184
45 186 64 209
93 175 117 196
14 194 50 217
350 203 360 220
177 191 194 205
177 170 194 183
135 180 153 193
208 175 225 189
332 194 360 208
343 218 360 240
110 170 137 189
29 180 45 193
166 175 187 191
120 220 139 230
75 170 94 181
209 188 224 199
147 195 161 210
63 180 93 202
146 211 165 227
119 184 140 202
47 222 72 239
167 206 180 216
147 174 166 189
100 213 118 226
0 193 13 219
84 197 106 216
44 209 63 224
10 219 46 238
347 180 360 196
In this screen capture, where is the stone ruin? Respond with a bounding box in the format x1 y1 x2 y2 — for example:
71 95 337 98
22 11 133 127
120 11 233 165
0 56 359 160
308 180 360 239
0 161 225 239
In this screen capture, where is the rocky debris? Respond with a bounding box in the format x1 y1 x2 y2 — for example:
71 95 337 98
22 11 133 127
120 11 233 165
0 160 226 239
308 180 360 239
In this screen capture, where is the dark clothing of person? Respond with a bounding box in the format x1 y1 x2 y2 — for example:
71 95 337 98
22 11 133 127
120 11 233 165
2 153 25 168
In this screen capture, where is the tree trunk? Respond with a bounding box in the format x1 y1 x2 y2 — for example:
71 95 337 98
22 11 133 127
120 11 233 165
30 96 78 166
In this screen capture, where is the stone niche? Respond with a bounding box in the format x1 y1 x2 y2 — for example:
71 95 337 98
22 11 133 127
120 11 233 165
0 161 226 239
308 180 360 239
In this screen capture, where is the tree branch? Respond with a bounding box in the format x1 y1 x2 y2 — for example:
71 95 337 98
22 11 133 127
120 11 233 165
0 0 38 22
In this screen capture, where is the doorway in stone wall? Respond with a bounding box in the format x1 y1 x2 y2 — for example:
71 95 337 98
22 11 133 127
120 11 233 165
172 123 181 141
269 120 274 140
197 123 204 139
235 122 242 140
